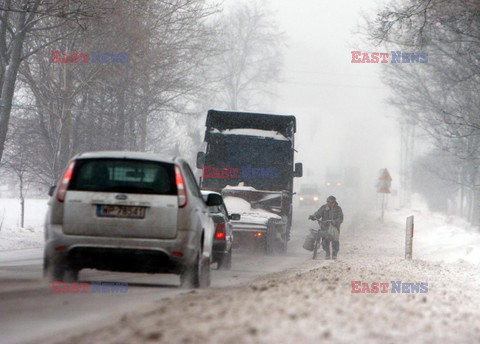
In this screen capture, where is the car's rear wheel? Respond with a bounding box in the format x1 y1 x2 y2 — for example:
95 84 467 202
44 256 78 282
218 249 232 270
44 256 60 281
181 251 210 288
63 268 79 283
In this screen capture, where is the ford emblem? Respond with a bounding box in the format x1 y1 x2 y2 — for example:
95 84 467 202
115 194 128 200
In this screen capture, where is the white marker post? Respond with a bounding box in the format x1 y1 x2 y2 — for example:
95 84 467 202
405 216 414 260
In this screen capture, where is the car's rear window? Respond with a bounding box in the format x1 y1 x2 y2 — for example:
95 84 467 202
68 158 177 195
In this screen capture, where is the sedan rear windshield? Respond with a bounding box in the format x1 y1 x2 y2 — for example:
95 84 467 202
68 158 177 195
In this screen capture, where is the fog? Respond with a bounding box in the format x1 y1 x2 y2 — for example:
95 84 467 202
224 0 401 203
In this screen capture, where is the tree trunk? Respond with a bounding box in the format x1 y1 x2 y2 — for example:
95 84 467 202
58 61 73 173
19 175 24 228
0 12 27 164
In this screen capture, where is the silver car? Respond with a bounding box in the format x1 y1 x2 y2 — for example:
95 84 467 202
43 151 221 288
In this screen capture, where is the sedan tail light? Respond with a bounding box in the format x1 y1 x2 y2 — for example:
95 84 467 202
56 161 75 202
214 222 226 240
175 166 187 208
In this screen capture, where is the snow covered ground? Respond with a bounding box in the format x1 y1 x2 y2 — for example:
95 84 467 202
45 194 480 343
0 198 48 250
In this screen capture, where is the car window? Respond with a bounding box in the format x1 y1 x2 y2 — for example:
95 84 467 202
69 158 177 195
221 204 229 218
182 163 201 198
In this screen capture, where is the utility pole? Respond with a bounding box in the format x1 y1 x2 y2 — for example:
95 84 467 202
400 119 415 208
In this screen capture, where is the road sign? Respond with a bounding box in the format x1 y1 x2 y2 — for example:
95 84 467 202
377 168 392 194
377 168 392 223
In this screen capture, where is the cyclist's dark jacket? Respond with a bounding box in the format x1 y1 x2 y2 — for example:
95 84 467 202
312 202 344 231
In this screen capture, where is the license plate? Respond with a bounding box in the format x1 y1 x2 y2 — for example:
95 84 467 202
96 205 146 219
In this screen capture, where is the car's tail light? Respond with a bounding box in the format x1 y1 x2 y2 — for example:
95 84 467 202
175 166 187 208
56 161 75 202
214 222 226 240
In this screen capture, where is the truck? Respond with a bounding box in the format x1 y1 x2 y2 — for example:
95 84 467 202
196 109 302 254
323 166 361 202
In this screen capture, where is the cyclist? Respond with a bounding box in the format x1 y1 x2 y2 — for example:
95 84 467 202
308 195 344 260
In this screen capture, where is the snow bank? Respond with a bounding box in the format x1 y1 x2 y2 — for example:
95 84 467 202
0 198 47 250
54 195 480 343
386 194 480 265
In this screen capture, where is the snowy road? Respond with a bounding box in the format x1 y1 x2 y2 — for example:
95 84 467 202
0 209 314 344
1 204 480 343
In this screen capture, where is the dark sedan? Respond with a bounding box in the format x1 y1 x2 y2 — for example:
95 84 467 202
201 191 240 270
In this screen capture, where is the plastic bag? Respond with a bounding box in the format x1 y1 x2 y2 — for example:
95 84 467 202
303 232 315 251
326 224 340 242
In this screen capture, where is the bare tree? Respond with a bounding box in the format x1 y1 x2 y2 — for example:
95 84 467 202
366 0 480 223
0 124 36 227
5 0 219 184
211 2 285 110
0 0 111 165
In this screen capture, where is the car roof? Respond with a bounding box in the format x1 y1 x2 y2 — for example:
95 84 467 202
73 151 181 164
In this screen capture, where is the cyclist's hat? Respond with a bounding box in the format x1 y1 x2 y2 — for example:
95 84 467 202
327 196 336 202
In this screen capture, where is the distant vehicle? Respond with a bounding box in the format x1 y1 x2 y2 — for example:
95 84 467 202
325 167 344 189
196 109 302 253
298 184 320 207
44 151 222 288
201 190 240 270
323 166 360 201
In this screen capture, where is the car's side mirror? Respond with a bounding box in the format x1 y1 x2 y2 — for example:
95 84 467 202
206 193 223 206
48 185 56 197
196 152 205 169
294 162 303 178
229 213 241 221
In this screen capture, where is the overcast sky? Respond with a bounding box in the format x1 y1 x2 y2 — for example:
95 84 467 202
245 1 398 196
218 0 401 200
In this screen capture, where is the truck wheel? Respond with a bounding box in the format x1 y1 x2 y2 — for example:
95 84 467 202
279 239 288 254
265 234 275 255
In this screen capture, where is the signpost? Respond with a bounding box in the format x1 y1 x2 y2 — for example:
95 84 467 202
377 168 392 222
405 216 414 260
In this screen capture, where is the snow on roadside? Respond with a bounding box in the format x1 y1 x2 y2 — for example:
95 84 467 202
388 194 480 265
0 198 47 250
52 195 480 344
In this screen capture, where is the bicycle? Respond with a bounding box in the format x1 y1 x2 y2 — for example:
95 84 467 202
310 219 334 260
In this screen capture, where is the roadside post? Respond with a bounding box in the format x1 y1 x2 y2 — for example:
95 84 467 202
405 216 414 260
377 168 392 222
